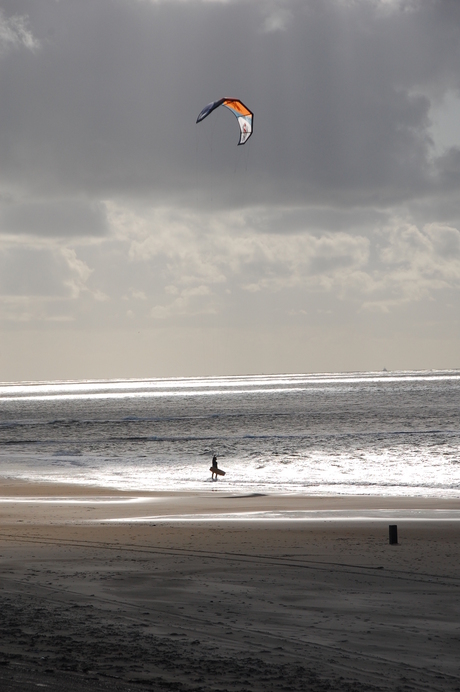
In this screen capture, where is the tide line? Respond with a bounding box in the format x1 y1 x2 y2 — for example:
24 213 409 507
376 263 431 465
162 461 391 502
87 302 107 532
97 509 460 523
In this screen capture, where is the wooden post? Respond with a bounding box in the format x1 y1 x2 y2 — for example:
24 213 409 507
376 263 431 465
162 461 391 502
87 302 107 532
389 524 398 545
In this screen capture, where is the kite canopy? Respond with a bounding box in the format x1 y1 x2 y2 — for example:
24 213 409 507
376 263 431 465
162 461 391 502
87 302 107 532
196 98 253 145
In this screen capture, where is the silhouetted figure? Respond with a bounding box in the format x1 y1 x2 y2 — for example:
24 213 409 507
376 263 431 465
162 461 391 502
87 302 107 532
211 455 218 480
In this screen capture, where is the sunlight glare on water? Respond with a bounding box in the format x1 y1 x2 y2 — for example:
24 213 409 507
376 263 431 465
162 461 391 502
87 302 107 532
0 370 459 497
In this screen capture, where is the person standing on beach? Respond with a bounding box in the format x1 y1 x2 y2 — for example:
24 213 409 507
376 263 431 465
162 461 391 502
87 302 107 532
211 454 218 480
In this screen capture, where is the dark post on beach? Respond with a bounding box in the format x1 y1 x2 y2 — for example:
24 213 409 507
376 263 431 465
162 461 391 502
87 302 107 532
389 524 398 545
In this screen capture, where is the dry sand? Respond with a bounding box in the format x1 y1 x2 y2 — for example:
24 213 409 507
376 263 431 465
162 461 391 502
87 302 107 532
0 480 460 691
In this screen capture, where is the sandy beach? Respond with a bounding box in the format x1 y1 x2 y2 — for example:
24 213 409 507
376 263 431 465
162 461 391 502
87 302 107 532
1 480 459 691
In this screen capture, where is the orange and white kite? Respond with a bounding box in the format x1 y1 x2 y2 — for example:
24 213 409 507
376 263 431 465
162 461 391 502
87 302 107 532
196 98 253 145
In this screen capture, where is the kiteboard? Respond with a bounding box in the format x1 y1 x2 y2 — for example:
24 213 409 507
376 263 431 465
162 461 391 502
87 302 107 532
210 467 226 476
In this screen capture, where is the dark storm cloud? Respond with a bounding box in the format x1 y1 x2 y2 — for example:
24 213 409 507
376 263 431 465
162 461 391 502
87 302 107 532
1 0 460 224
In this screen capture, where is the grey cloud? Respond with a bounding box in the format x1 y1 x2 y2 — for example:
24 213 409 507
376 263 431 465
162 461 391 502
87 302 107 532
426 223 460 258
1 0 460 217
0 8 39 53
0 198 108 237
435 147 460 190
244 206 389 235
0 246 77 297
261 6 293 33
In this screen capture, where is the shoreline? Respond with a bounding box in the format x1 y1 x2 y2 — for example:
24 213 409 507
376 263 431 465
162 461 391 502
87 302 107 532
2 476 460 525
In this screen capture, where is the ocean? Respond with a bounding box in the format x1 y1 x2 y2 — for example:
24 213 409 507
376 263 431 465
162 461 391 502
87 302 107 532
0 370 459 497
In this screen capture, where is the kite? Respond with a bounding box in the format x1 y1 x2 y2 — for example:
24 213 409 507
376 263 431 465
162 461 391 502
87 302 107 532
196 98 253 145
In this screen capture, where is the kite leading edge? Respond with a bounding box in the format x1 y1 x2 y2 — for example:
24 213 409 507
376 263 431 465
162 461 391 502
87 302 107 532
196 98 253 145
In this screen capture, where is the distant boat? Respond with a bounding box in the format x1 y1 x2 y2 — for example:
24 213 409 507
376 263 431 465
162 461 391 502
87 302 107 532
383 367 388 372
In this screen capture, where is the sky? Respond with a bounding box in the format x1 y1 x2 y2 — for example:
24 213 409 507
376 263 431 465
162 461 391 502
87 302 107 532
1 0 460 381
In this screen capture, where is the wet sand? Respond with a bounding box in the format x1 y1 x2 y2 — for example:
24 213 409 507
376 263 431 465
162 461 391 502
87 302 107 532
1 480 460 691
